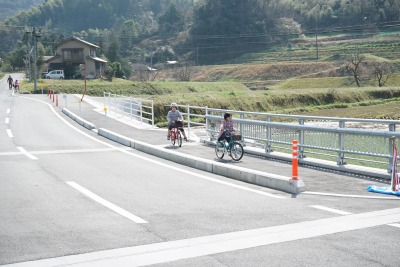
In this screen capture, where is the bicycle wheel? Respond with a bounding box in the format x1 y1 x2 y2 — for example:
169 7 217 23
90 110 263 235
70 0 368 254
215 141 225 159
230 142 244 161
170 131 176 146
177 131 182 147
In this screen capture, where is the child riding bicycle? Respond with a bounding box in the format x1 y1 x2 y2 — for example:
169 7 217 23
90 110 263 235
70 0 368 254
218 113 235 144
167 103 188 141
13 80 20 91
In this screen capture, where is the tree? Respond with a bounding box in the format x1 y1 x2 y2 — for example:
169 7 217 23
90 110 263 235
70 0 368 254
158 3 184 34
344 52 366 87
174 61 194 81
107 40 120 62
275 17 302 41
190 0 267 64
370 62 390 87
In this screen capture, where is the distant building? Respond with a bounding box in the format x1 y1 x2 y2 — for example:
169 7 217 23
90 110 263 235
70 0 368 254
45 36 107 78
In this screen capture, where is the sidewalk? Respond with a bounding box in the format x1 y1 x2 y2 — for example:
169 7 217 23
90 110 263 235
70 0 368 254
52 94 395 198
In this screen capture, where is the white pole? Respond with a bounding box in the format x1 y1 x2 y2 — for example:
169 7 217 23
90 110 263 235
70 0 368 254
187 104 191 139
130 96 133 120
152 100 155 127
140 100 143 124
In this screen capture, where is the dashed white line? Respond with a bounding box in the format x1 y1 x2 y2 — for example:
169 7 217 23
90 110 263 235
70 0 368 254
5 117 9 124
6 129 13 138
66 181 148 224
310 205 353 215
6 108 10 114
17 147 38 160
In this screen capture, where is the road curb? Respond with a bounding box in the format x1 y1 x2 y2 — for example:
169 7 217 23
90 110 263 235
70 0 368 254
62 108 96 130
97 128 305 194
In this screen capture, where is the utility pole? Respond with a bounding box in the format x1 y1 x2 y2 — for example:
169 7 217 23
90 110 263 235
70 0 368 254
315 18 319 60
33 27 41 93
26 34 30 81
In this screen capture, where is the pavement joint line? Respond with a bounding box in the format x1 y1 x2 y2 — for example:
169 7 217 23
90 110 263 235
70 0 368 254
7 207 400 267
303 191 400 200
17 95 286 199
66 181 148 224
16 147 38 160
6 129 13 138
310 205 353 215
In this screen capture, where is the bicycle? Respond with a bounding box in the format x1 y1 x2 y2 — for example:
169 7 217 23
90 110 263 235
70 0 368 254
170 121 183 147
215 132 244 161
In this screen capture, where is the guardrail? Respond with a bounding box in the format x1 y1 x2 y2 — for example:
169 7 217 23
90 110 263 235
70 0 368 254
207 115 400 172
101 97 400 172
170 105 400 172
103 92 154 127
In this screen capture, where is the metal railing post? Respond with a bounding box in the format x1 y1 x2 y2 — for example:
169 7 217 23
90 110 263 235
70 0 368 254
206 106 209 140
388 123 396 173
240 113 244 138
129 96 133 120
265 116 272 152
337 121 346 165
108 92 111 111
298 119 305 158
152 100 155 127
187 104 191 139
103 91 106 109
114 93 117 115
140 100 143 124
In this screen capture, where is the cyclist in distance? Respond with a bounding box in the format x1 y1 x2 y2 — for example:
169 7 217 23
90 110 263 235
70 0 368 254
13 80 20 91
218 113 235 143
167 103 188 141
7 75 13 89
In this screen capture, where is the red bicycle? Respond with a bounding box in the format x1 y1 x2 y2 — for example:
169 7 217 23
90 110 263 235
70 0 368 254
170 121 183 147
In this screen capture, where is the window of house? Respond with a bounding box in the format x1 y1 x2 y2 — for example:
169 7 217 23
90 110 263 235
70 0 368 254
90 49 96 57
63 50 72 60
63 49 84 61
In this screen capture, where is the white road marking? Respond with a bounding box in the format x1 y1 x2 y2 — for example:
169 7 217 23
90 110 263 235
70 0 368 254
0 148 126 157
6 129 13 138
31 147 124 155
310 205 353 215
0 152 23 156
7 207 400 267
6 108 10 114
304 191 400 200
16 147 38 160
387 223 400 228
66 181 148 224
5 117 9 124
16 95 284 199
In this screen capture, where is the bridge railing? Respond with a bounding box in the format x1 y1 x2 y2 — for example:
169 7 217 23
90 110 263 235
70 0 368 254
171 104 400 171
103 92 154 127
206 114 400 172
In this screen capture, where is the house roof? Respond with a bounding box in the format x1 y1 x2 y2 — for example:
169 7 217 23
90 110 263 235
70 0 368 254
88 56 107 63
45 54 60 63
133 63 156 71
57 36 99 49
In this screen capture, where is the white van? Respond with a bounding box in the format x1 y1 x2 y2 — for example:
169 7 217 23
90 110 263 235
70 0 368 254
45 70 64 79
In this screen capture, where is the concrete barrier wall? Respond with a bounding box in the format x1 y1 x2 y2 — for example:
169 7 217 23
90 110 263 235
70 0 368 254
97 128 305 194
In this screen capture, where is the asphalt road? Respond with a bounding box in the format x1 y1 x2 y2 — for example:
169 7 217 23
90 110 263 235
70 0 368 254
0 74 399 267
